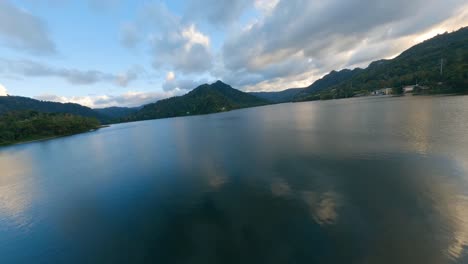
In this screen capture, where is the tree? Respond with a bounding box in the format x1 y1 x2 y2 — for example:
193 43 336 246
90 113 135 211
0 110 100 145
392 86 404 95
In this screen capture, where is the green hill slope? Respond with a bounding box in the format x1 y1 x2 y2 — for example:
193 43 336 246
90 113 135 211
95 107 139 120
0 110 100 146
296 26 468 101
250 88 305 103
0 96 109 122
125 81 268 121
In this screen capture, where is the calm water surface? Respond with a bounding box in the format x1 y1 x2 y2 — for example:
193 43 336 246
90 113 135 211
1 95 468 263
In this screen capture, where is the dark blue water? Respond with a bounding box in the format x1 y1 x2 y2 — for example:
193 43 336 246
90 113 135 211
1 95 468 263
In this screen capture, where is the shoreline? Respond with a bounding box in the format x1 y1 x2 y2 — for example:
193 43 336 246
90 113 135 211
0 125 108 148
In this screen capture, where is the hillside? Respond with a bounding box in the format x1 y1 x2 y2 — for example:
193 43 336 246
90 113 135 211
296 26 468 101
95 107 139 120
250 88 305 103
0 110 100 146
295 68 364 100
125 81 268 121
0 96 109 122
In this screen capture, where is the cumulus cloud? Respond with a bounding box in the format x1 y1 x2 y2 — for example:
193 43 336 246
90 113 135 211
218 0 468 91
0 83 8 96
161 71 205 91
5 0 466 96
149 18 213 73
120 2 213 74
0 59 140 87
0 0 56 54
35 89 184 108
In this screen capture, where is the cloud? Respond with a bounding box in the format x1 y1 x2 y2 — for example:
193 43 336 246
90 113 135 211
8 0 465 96
35 90 184 108
120 22 140 49
115 66 143 87
0 1 56 54
161 71 206 91
182 24 210 49
166 71 175 81
149 19 213 73
121 2 213 74
0 83 8 96
0 59 140 87
254 0 279 14
218 0 468 91
185 0 252 27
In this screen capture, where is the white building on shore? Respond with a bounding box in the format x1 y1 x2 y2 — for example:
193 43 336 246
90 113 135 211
403 85 415 93
371 88 393 95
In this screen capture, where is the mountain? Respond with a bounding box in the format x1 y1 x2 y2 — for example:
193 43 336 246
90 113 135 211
250 88 305 103
0 96 109 122
0 110 100 146
95 107 139 120
296 26 468 101
295 68 364 100
0 81 269 124
125 81 268 121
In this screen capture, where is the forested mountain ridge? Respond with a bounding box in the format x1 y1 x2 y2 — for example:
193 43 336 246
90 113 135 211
0 96 109 122
0 81 269 125
95 107 139 120
295 26 468 101
1 28 466 128
0 96 96 116
250 88 305 103
294 69 364 100
124 81 268 121
0 110 100 146
0 96 140 123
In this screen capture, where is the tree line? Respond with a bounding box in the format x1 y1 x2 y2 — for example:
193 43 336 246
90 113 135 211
0 110 100 145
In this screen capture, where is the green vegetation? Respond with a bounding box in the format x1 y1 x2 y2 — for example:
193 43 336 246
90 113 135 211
250 88 305 103
95 106 138 121
0 95 109 121
295 69 364 100
392 87 404 95
0 96 138 123
0 110 100 146
1 27 466 141
296 27 468 101
124 81 268 122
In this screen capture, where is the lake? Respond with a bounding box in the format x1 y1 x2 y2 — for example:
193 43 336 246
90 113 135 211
1 95 468 263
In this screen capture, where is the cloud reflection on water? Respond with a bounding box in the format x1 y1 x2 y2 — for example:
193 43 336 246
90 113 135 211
0 96 468 263
0 151 35 231
302 191 340 226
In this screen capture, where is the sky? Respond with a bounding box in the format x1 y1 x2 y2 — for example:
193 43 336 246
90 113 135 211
0 0 467 108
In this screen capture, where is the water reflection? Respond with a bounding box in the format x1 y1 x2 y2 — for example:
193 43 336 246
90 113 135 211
0 151 34 230
401 97 433 155
447 195 468 261
270 178 291 197
0 96 467 263
302 191 340 225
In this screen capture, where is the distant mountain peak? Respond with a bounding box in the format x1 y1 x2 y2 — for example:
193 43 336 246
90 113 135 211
213 80 226 85
211 80 231 88
126 80 267 121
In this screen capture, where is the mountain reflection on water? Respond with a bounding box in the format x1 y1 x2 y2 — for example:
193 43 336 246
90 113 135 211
0 95 468 263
